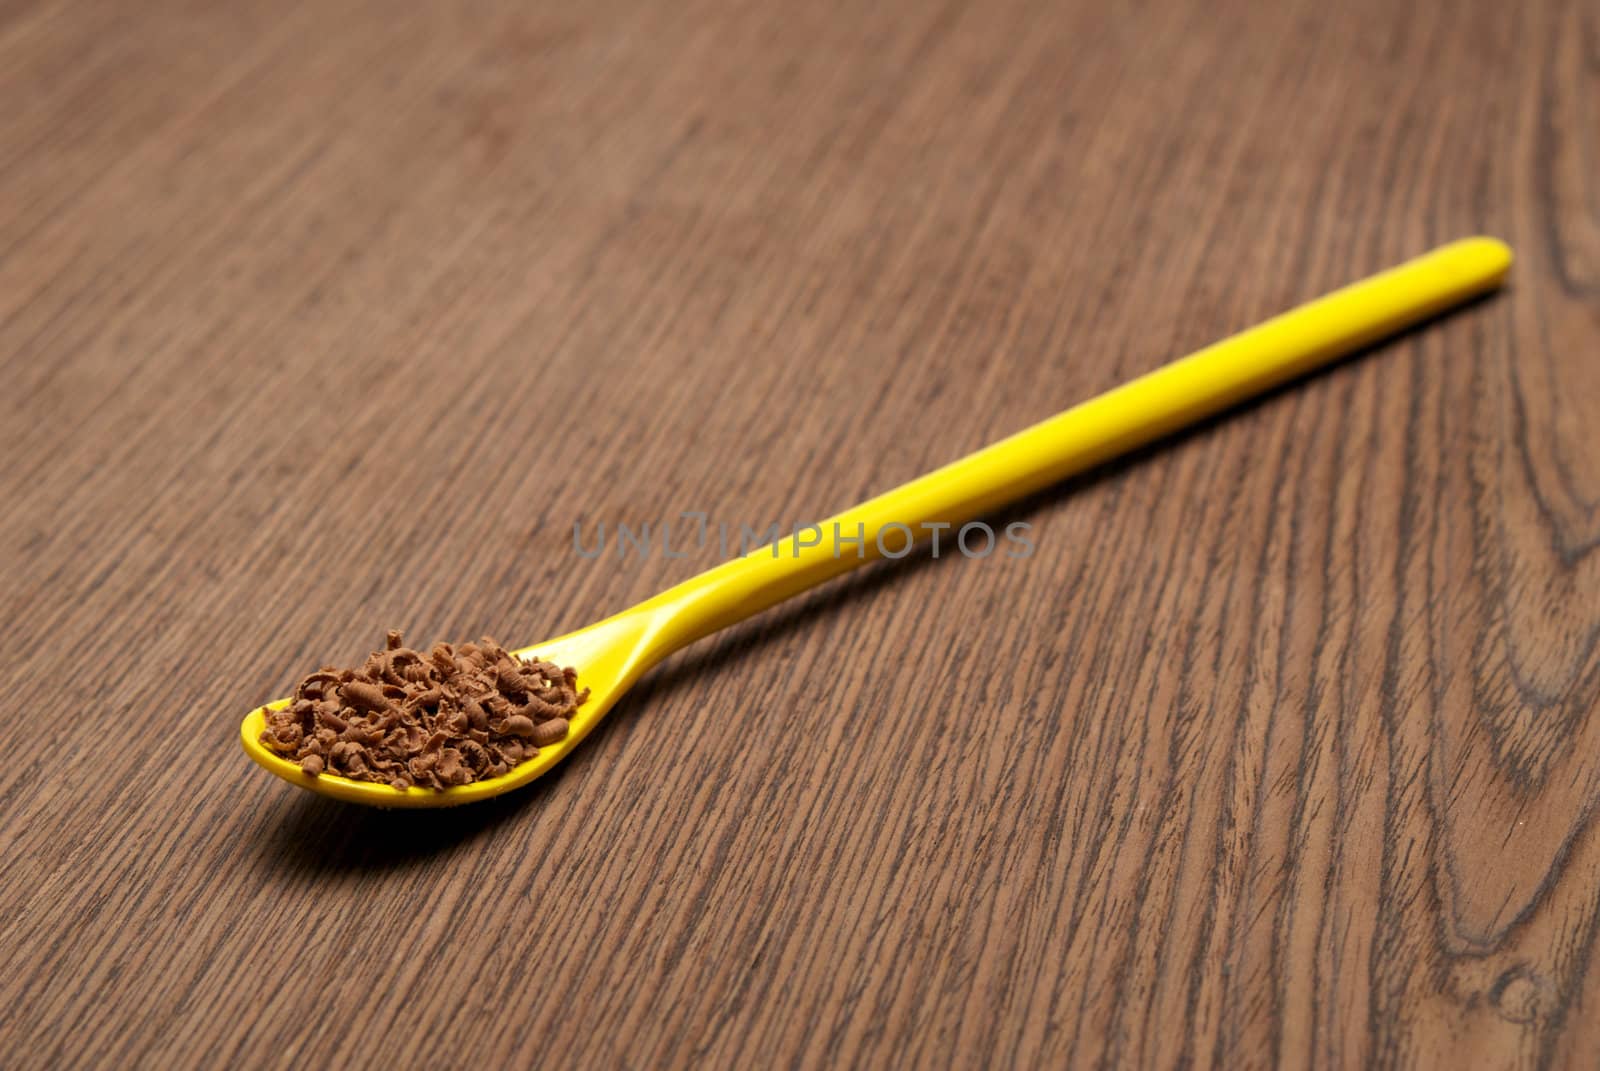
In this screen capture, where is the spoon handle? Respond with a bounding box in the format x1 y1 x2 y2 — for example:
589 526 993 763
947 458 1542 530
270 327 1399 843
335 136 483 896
638 237 1511 650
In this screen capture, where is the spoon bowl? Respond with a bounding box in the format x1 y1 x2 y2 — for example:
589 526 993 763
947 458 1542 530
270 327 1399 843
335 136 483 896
241 609 661 807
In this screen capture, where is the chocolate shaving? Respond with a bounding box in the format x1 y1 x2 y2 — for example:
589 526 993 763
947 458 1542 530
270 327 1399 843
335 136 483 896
259 632 589 790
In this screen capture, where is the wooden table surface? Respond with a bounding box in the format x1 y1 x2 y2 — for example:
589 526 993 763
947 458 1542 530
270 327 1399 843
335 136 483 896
4 0 1598 1066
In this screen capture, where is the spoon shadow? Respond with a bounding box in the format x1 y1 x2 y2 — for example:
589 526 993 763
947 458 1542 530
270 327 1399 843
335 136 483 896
253 548 948 877
251 300 1488 874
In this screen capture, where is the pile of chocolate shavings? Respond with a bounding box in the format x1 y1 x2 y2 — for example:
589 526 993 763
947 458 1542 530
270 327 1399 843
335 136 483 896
258 631 590 790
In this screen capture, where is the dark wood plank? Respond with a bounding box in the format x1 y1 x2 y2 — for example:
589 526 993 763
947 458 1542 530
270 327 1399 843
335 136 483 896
1 0 1597 1066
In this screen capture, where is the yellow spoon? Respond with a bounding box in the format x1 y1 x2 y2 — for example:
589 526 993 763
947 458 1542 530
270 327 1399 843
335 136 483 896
241 237 1511 807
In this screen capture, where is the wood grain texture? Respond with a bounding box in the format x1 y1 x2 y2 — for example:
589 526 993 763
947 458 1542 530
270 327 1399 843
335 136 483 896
1 0 1597 1066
